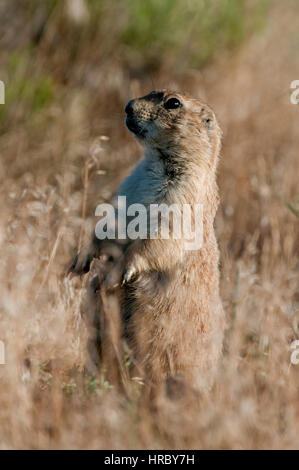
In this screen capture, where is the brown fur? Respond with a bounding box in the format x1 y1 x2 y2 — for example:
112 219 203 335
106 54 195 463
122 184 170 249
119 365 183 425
70 90 225 390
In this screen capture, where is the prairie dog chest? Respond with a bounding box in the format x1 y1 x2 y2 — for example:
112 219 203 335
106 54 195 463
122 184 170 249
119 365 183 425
117 155 168 207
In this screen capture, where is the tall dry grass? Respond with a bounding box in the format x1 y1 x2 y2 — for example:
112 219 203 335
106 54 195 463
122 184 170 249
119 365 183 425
0 0 298 449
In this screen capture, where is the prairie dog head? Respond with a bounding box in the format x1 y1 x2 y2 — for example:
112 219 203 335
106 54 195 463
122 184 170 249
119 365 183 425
125 90 221 169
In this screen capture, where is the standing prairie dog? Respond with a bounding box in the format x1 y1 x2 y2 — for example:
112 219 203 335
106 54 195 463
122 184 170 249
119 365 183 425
69 90 224 390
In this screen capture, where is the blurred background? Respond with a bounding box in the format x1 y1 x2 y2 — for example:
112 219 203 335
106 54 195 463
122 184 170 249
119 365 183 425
0 0 298 449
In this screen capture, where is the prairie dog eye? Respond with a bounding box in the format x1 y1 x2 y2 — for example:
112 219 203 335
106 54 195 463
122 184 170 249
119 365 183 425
164 98 181 110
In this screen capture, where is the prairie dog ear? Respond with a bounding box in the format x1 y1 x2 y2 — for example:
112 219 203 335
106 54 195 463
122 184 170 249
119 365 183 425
202 108 215 129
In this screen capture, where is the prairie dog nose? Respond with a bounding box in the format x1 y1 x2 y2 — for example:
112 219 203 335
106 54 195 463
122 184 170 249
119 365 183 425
125 99 135 116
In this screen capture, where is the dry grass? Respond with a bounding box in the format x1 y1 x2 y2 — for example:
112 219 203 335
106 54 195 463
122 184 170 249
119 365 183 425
0 0 298 449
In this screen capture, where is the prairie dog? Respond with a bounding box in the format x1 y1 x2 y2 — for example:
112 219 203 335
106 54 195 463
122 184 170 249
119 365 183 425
70 90 224 390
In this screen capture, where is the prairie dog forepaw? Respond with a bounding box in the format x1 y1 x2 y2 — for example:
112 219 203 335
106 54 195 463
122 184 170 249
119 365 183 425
122 265 137 285
67 245 94 277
